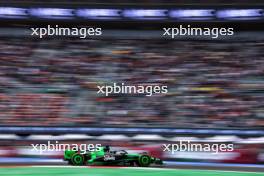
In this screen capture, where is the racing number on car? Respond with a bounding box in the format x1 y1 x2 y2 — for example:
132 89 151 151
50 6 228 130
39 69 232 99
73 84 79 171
104 154 115 161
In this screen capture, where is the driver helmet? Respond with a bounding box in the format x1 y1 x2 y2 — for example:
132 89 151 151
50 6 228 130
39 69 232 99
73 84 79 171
104 145 110 152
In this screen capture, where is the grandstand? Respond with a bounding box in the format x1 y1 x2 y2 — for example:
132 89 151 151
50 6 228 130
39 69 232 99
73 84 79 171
0 39 263 128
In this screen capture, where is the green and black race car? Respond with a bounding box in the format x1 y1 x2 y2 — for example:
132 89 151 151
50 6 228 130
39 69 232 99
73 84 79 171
64 146 163 167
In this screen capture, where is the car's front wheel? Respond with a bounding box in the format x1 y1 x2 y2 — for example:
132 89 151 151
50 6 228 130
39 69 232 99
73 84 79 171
138 155 151 167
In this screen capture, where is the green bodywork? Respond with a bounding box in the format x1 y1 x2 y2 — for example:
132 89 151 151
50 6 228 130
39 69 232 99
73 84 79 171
88 147 106 163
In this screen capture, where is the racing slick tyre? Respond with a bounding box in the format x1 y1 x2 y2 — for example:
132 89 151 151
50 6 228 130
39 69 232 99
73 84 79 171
71 153 85 166
138 155 151 167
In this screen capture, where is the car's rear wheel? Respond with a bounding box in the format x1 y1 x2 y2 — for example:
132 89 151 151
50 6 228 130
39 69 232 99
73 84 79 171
138 155 151 167
71 153 85 166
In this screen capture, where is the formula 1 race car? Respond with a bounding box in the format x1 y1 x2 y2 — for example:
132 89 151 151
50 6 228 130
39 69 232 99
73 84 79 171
64 147 163 167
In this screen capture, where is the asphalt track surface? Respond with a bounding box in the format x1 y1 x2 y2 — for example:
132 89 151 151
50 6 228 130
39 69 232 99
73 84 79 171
165 162 264 173
0 166 263 176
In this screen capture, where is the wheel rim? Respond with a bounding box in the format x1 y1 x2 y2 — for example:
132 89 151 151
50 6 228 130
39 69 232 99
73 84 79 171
73 155 84 165
139 155 150 166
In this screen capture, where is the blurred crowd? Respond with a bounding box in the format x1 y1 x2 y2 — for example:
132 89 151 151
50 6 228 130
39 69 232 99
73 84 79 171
0 38 263 128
